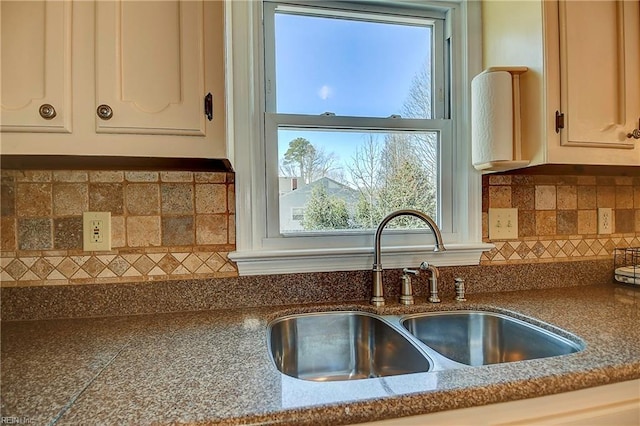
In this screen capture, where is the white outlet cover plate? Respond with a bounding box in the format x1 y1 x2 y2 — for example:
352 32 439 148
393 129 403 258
83 211 111 251
598 207 613 234
488 208 519 240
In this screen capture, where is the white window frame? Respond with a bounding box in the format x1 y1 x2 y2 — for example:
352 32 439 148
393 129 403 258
226 0 492 276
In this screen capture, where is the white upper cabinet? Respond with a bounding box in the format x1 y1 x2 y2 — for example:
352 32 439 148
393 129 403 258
481 0 640 168
559 0 640 149
0 1 72 133
0 0 226 159
95 1 206 136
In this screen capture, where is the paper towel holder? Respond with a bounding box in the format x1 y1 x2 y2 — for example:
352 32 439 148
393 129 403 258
472 66 530 173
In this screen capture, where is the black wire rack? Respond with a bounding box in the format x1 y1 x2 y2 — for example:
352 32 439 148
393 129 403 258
613 247 640 286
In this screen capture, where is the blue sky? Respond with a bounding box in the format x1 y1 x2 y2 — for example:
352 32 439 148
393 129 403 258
274 11 432 174
275 12 431 116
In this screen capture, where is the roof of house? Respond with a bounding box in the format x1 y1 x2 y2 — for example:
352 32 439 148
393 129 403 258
280 177 360 205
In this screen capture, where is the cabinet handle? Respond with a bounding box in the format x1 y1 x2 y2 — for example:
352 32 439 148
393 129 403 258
39 104 57 120
627 119 640 140
96 104 113 120
204 93 213 121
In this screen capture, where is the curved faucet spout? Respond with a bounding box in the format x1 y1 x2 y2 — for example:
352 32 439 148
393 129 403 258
371 209 445 306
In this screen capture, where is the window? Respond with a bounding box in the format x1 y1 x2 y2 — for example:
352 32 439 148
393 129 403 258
227 0 489 275
265 2 446 236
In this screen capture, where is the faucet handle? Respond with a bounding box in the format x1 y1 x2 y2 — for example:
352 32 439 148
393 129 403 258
399 269 417 305
403 267 419 276
419 261 430 271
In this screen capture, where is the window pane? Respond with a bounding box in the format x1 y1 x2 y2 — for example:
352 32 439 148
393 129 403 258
278 129 438 233
274 11 433 118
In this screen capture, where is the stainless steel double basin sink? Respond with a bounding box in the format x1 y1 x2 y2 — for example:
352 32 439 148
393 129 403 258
268 310 584 382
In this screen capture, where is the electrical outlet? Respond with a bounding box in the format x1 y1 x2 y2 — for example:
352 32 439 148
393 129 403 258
488 208 518 240
598 207 613 234
83 212 111 251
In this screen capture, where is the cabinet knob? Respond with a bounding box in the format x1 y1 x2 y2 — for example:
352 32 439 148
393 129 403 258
627 119 640 140
39 104 57 120
96 104 113 120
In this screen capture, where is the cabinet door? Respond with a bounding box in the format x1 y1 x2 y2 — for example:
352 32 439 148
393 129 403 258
559 0 640 149
95 0 206 136
0 0 72 133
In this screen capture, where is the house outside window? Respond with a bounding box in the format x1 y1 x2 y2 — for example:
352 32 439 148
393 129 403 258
227 0 490 275
282 178 360 232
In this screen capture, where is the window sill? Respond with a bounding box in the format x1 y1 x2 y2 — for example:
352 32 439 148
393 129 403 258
229 242 494 276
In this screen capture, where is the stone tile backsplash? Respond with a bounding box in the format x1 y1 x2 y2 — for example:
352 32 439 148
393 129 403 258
481 174 640 264
2 168 639 287
1 170 236 286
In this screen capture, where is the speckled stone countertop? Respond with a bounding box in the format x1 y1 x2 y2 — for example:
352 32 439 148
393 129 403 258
2 283 639 425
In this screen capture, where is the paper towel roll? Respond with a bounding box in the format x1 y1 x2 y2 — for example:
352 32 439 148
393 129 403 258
471 71 513 166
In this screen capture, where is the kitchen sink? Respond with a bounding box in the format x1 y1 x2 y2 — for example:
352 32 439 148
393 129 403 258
401 310 584 366
268 311 432 381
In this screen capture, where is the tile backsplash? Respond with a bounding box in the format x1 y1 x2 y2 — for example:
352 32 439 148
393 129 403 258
481 174 640 264
1 170 236 286
2 167 639 287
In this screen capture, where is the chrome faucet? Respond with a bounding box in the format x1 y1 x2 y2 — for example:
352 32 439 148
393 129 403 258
371 209 446 306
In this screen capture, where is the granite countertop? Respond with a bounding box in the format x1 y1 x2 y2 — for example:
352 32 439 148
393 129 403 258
2 283 639 425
